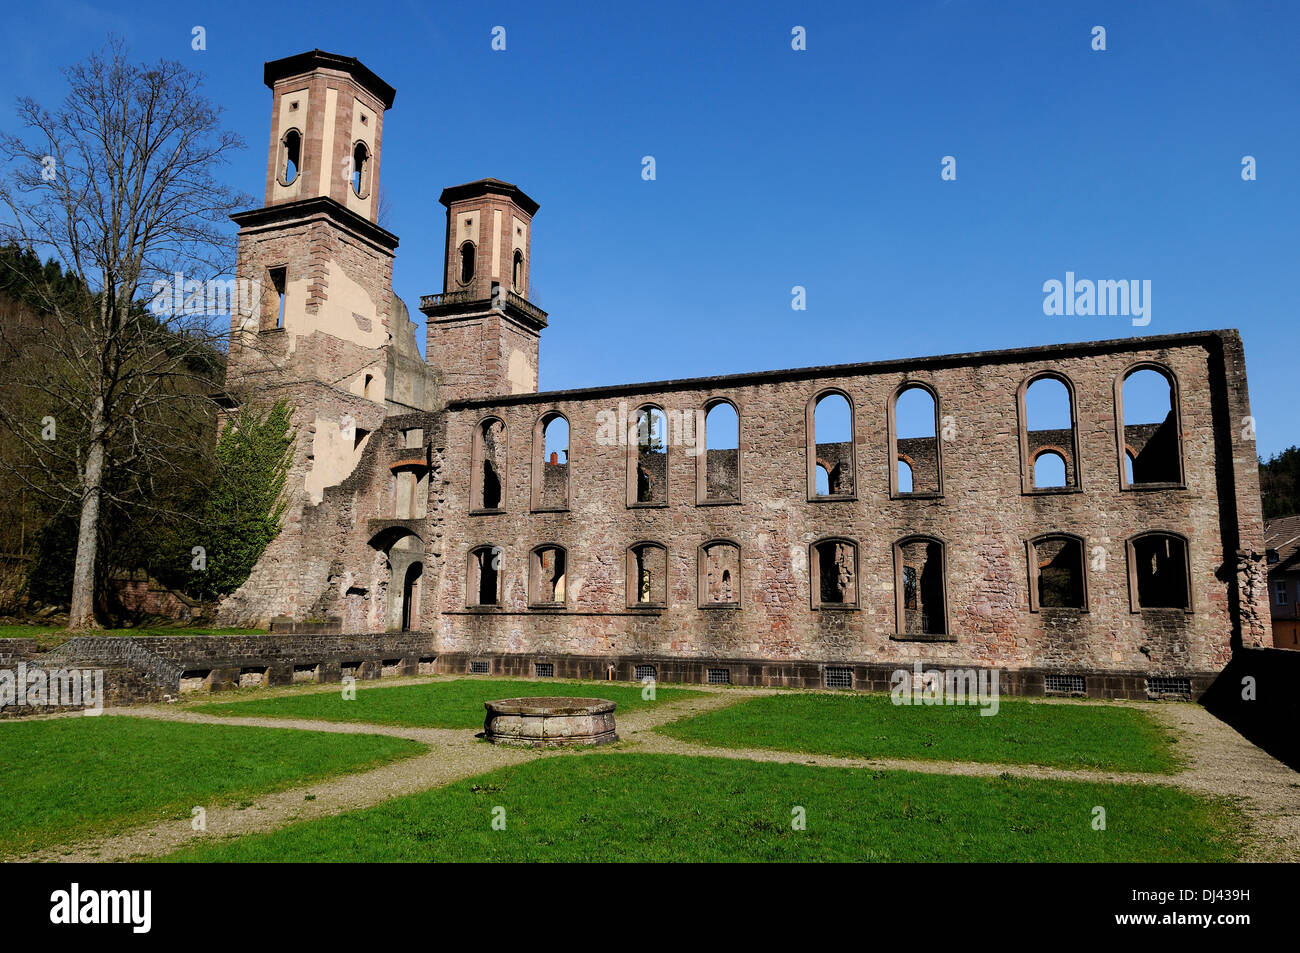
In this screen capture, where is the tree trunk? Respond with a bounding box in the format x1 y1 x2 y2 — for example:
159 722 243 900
67 404 106 630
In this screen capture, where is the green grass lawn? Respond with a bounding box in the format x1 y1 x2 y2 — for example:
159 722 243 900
191 678 700 729
166 753 1243 862
657 692 1180 773
0 716 424 856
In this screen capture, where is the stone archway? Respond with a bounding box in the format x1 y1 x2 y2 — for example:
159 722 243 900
401 561 423 632
368 528 424 632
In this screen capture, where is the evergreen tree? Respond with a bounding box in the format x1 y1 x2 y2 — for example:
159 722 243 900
1260 447 1300 520
187 401 295 599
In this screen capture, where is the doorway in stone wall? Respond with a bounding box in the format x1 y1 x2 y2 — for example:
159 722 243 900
401 561 423 631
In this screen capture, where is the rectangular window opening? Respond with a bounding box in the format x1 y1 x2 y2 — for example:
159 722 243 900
1044 673 1086 695
825 667 853 689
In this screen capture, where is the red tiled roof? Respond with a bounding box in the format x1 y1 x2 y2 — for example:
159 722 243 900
1264 515 1300 574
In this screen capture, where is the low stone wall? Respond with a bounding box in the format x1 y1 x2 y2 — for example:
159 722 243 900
127 632 436 696
0 638 39 665
1 633 438 713
434 651 1218 701
269 618 344 635
0 664 167 718
125 632 434 668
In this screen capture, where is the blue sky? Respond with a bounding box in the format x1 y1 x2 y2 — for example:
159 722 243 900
2 0 1296 456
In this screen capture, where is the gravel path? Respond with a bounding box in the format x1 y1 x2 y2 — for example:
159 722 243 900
8 684 1297 862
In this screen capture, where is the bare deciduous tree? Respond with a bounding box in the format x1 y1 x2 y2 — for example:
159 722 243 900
0 38 249 629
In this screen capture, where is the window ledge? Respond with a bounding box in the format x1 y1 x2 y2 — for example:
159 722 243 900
469 508 506 516
699 603 741 611
627 604 666 612
813 604 859 611
892 492 943 501
527 604 568 612
1122 483 1186 492
809 494 858 503
1023 486 1082 496
260 326 286 334
531 506 571 514
627 502 668 509
1032 606 1091 615
890 633 957 643
697 498 742 507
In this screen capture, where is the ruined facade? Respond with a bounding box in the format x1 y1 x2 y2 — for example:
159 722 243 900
218 52 1271 697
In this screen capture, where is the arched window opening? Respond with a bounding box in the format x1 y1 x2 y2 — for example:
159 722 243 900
809 392 854 498
629 406 667 505
699 540 741 607
811 538 858 608
533 413 569 510
469 546 501 607
459 242 476 285
1130 533 1190 610
1022 375 1078 490
626 542 667 607
893 385 939 495
1120 366 1182 485
700 400 740 502
1033 450 1068 489
512 249 524 290
351 141 370 197
472 418 506 512
895 537 947 636
280 128 301 186
530 545 567 606
1030 535 1086 610
897 457 914 494
400 562 423 631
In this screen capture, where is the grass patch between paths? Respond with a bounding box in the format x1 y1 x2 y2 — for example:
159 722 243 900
0 716 424 856
167 753 1242 862
657 692 1181 773
192 678 700 729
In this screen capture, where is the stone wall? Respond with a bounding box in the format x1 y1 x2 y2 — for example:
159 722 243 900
429 330 1267 684
433 650 1216 701
0 633 438 715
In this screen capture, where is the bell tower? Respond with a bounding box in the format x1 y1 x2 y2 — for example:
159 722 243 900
262 49 393 221
420 178 547 402
224 50 416 515
226 50 400 407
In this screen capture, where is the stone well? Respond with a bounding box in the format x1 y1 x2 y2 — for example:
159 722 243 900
483 696 618 747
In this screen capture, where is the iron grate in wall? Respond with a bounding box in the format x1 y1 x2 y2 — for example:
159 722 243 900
1147 676 1192 697
469 660 490 674
635 664 657 681
535 662 555 678
1044 673 1086 694
707 668 731 685
824 667 853 689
